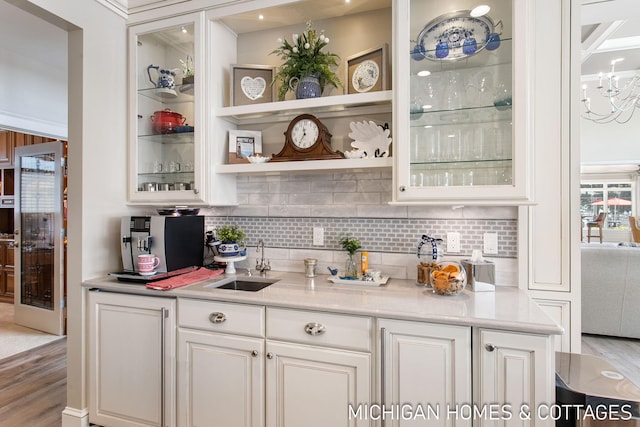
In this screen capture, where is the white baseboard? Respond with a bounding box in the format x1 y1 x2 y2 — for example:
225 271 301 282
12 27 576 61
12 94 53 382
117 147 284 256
61 407 89 427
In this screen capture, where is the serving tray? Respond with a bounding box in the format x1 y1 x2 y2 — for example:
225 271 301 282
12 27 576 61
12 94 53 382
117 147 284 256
327 276 390 286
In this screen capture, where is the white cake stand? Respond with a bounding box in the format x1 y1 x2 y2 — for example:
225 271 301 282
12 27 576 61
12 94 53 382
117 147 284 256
214 255 247 274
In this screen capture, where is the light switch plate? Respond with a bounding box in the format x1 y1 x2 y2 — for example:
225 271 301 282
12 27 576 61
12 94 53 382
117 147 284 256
447 232 460 253
313 227 324 246
483 232 498 255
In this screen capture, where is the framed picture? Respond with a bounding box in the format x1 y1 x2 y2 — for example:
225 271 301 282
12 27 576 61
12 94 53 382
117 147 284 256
228 130 263 164
346 44 389 94
231 64 275 106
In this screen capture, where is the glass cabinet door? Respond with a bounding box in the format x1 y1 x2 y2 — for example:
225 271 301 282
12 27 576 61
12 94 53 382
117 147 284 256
128 13 205 204
395 0 531 204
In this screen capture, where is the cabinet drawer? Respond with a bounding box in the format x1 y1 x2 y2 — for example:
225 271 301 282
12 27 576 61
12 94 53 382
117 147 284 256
266 307 371 352
178 298 265 337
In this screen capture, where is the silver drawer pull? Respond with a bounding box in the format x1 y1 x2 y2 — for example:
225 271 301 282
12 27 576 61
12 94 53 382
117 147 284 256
485 343 497 352
209 312 226 324
304 322 326 336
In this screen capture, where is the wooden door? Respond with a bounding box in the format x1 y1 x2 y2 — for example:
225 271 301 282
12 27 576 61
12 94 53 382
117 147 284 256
0 131 12 166
13 142 64 335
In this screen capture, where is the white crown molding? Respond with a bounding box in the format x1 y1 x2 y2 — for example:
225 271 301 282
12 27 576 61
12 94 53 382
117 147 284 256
94 0 129 19
0 110 67 140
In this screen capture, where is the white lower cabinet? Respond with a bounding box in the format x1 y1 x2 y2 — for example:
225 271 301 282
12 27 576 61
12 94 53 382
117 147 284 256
476 329 554 427
379 319 472 427
88 291 176 427
265 340 371 427
177 329 265 427
177 298 265 427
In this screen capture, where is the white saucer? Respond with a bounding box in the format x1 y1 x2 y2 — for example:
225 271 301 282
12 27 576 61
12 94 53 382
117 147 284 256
139 271 157 276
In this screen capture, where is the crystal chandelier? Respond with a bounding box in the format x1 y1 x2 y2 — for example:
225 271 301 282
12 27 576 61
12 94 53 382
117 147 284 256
581 58 640 124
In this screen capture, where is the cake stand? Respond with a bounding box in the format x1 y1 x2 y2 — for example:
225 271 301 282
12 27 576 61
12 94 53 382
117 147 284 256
213 255 247 274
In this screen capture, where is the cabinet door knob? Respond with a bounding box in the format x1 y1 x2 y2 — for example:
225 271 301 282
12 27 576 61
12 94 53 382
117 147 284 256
266 352 274 359
209 312 226 324
485 343 497 352
399 186 406 192
251 350 258 357
304 322 326 336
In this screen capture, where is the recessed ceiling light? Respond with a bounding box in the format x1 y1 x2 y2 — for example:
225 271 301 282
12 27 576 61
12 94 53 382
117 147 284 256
345 0 351 3
258 14 264 20
470 5 490 17
417 70 431 77
181 26 187 34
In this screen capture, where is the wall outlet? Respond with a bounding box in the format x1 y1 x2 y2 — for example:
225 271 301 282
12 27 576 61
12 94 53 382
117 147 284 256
446 232 461 253
483 232 499 255
312 227 324 246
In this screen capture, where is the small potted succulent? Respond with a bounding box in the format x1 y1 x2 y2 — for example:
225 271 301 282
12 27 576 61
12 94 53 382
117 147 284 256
180 55 194 85
339 234 361 278
216 224 247 257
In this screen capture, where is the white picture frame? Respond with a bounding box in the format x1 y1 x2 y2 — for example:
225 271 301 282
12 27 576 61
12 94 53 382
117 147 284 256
228 130 263 164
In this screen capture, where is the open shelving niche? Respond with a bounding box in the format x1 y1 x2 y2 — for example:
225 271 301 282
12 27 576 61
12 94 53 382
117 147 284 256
208 0 394 176
215 90 393 174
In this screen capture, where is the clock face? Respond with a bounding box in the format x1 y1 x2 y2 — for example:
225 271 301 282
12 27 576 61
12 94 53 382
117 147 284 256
416 11 493 62
291 118 319 149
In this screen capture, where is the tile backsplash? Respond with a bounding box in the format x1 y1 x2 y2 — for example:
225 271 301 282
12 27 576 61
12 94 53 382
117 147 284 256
200 170 519 284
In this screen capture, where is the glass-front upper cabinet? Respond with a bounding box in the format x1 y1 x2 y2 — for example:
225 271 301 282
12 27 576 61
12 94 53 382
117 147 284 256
128 13 208 205
393 0 532 204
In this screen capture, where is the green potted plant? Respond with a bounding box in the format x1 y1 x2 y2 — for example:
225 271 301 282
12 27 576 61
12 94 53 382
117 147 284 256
216 224 247 257
270 21 342 101
180 55 194 85
339 234 361 278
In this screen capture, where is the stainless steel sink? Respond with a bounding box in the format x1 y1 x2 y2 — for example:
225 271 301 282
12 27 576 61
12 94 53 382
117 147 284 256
213 278 279 292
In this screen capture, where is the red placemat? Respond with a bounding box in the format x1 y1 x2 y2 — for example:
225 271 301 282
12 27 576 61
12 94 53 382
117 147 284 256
146 267 224 290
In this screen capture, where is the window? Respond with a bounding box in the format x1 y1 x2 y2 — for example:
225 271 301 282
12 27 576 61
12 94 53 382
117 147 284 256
581 182 633 230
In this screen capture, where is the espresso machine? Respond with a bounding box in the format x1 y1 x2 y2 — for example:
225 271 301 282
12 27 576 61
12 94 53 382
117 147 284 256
118 215 204 277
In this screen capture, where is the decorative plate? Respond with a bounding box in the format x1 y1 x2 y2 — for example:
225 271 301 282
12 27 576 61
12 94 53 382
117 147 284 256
352 59 380 93
415 10 494 62
348 121 392 158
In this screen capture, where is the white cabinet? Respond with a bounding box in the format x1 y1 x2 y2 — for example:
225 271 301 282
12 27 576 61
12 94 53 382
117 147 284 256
393 0 533 204
379 319 472 427
476 329 554 427
128 13 235 206
88 291 176 427
177 299 265 427
266 307 372 427
177 300 372 427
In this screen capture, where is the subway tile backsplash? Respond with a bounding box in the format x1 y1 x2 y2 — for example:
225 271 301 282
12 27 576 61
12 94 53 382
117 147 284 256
201 171 519 283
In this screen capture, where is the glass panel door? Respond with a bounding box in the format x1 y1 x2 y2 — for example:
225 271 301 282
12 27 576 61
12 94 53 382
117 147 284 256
14 141 64 336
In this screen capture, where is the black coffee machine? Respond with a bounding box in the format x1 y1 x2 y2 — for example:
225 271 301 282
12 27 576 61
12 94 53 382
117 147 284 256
120 215 204 273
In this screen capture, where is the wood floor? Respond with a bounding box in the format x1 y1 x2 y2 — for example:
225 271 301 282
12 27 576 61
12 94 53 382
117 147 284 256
0 338 66 427
581 333 640 388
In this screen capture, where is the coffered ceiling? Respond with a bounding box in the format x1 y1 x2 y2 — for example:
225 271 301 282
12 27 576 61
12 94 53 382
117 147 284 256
582 0 640 77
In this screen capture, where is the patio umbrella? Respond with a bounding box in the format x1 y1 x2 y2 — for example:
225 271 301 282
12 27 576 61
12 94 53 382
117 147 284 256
590 197 632 206
590 197 632 222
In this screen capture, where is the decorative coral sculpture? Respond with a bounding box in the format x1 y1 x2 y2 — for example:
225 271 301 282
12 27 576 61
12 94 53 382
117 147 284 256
348 121 392 158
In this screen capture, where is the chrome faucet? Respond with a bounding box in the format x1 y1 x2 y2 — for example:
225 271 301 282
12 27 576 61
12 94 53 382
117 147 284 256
256 239 271 275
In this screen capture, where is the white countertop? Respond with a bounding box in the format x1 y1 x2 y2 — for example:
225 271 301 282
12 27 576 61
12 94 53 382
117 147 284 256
84 271 563 336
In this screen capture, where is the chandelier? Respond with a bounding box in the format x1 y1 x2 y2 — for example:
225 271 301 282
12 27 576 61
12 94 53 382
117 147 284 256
581 58 640 124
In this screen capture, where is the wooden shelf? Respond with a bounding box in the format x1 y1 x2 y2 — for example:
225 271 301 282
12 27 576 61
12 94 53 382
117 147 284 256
216 156 392 175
